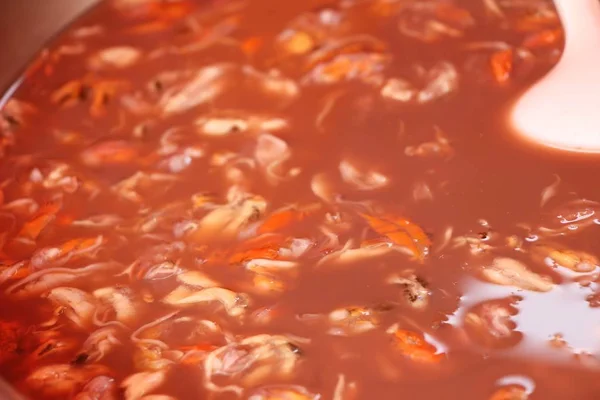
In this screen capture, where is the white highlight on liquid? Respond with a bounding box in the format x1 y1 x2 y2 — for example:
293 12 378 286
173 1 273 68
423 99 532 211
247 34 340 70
511 0 600 153
448 277 600 366
496 375 536 394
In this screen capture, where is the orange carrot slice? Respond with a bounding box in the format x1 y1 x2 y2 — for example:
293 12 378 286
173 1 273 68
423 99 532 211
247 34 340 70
81 140 139 167
490 48 513 85
489 386 528 400
229 246 280 264
523 29 563 49
393 329 443 363
18 200 62 240
258 204 321 234
242 36 264 56
360 213 431 260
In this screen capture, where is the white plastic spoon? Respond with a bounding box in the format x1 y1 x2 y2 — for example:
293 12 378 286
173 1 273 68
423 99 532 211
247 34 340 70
511 0 600 153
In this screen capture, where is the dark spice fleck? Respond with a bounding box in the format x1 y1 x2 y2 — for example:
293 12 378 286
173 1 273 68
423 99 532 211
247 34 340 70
71 353 89 365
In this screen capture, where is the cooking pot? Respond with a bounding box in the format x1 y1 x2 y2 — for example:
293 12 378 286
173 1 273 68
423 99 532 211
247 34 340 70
1 1 599 399
0 0 98 97
0 2 97 398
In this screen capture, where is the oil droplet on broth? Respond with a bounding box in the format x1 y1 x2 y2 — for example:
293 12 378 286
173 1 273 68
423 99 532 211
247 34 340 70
448 278 600 366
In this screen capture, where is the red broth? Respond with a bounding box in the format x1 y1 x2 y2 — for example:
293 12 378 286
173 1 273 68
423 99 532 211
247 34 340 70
1 0 600 399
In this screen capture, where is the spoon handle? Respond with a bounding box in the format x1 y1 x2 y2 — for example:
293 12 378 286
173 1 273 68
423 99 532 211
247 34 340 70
554 0 600 55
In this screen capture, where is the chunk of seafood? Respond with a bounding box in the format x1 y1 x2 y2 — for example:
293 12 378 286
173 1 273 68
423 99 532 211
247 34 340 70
0 321 28 364
248 385 320 400
93 286 139 325
186 195 266 241
46 287 98 329
303 53 390 85
77 327 122 363
339 158 388 191
74 376 118 400
532 244 598 273
464 298 521 348
255 133 294 184
159 64 237 115
6 262 122 298
81 141 140 168
203 334 304 394
162 287 249 317
121 370 168 400
195 110 289 136
381 62 459 105
404 126 453 158
88 46 142 70
398 2 474 42
489 385 529 400
28 332 78 363
112 171 179 203
480 257 554 292
30 235 105 270
26 364 110 397
328 306 379 335
317 241 393 267
391 328 444 364
387 273 430 310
